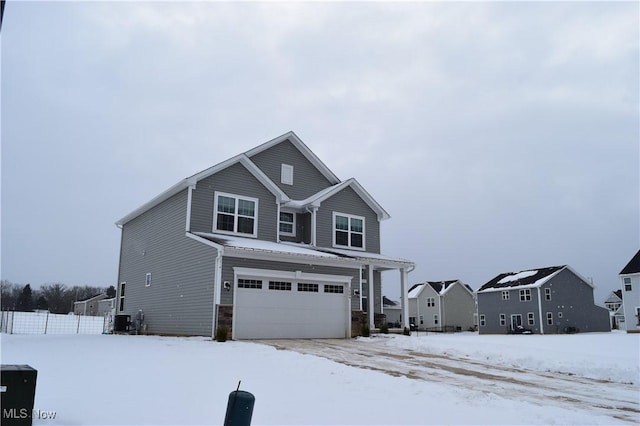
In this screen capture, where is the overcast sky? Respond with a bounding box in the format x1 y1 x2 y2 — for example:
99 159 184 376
2 1 638 303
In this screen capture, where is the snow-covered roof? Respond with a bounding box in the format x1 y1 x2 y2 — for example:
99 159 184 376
408 283 425 298
477 266 567 293
310 245 414 269
408 280 472 298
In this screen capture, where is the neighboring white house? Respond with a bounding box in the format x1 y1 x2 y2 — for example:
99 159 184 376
604 290 625 330
619 250 640 333
382 296 402 327
408 280 475 332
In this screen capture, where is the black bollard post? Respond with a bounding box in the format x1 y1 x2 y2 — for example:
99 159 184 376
223 381 255 426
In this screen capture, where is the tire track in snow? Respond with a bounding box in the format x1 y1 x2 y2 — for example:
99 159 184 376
263 338 640 424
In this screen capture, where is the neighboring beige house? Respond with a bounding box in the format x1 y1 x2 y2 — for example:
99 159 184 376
604 290 625 330
98 297 116 316
408 280 475 332
73 294 108 316
619 250 640 333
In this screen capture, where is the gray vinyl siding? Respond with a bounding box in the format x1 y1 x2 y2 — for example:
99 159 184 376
189 162 278 242
539 268 610 333
117 189 218 336
315 186 381 253
220 257 361 310
248 139 335 199
477 268 610 334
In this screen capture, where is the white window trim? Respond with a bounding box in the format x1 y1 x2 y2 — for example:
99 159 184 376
479 314 486 327
527 312 535 325
279 210 296 237
213 191 259 238
499 313 506 326
502 291 510 300
519 289 531 301
281 164 294 185
118 282 126 312
145 273 152 287
332 212 366 251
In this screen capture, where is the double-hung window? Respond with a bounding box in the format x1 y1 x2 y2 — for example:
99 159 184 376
333 212 365 250
214 192 258 237
279 211 295 236
520 289 531 301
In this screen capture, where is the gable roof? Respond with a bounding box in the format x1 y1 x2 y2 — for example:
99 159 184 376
477 265 567 293
285 178 391 220
409 280 473 298
620 249 640 275
245 131 340 185
383 296 399 307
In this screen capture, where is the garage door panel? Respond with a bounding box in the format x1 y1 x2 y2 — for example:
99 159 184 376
234 280 348 339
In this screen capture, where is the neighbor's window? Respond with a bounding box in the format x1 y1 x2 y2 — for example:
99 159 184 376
333 212 365 250
118 282 126 312
528 312 535 326
214 192 258 237
426 297 435 307
145 273 152 287
502 291 510 300
499 314 506 326
419 315 424 325
624 277 632 291
546 312 553 325
520 289 532 301
279 212 296 236
545 288 551 301
434 314 439 325
324 284 344 294
479 315 486 327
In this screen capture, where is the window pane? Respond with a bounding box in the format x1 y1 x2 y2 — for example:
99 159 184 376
237 199 255 217
351 233 363 248
218 196 235 213
217 214 235 231
237 217 254 234
280 223 293 233
280 212 294 223
336 230 348 246
350 218 363 233
335 215 349 230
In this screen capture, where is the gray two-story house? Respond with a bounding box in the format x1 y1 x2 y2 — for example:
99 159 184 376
407 280 475 332
115 132 414 339
476 265 610 334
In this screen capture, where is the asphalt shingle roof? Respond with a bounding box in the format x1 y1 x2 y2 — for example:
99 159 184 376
477 265 566 292
620 250 640 275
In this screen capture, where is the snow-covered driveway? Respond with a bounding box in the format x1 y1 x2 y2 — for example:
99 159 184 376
262 335 640 424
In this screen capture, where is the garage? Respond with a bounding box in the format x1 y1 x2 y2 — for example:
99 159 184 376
232 268 352 339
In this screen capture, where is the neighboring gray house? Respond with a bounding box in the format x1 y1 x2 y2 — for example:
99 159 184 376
115 132 414 339
476 265 610 334
98 297 116 316
73 293 108 316
382 296 402 327
604 290 625 330
407 280 475 332
619 250 640 333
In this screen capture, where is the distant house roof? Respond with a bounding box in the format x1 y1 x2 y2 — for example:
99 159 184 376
408 280 471 298
614 289 622 300
74 293 107 305
383 296 399 307
477 266 568 293
620 250 640 275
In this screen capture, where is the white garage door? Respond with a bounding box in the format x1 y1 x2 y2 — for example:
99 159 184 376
233 274 350 340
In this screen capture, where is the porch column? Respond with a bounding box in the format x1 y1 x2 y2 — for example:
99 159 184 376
400 267 410 329
368 264 375 329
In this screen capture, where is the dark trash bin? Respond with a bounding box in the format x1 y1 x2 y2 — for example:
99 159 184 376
1 365 38 426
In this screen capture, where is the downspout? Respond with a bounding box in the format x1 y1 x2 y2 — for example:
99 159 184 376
212 248 224 338
537 286 545 335
276 202 281 243
305 206 318 246
438 291 443 332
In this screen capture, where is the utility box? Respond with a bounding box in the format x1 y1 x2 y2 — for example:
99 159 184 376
223 390 255 426
1 365 38 426
114 314 131 332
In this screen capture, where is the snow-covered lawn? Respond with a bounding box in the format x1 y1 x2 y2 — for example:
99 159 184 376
1 332 638 425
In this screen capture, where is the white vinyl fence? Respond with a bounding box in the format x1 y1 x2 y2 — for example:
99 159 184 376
0 311 108 334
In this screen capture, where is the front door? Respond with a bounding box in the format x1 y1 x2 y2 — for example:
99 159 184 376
510 314 522 331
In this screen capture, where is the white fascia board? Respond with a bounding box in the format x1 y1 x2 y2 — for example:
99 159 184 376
116 180 190 227
244 131 341 185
